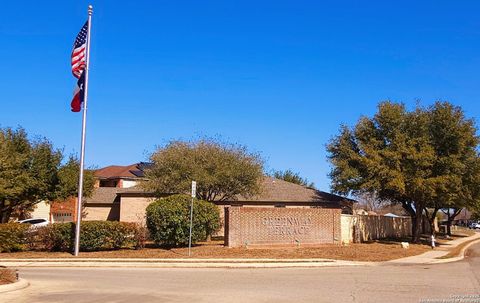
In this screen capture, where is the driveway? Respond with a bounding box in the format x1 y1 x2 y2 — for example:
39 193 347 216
1 243 480 303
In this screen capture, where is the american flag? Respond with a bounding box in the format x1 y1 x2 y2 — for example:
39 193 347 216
71 21 88 79
71 21 88 112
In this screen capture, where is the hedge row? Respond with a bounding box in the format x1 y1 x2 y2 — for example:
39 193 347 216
1 195 220 252
0 221 147 253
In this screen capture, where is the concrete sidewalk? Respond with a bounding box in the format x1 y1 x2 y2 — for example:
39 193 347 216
387 232 480 265
1 232 478 269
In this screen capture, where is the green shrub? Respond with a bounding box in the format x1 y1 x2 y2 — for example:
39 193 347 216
79 221 114 251
38 222 74 251
38 221 144 252
1 221 145 253
146 194 221 247
79 221 137 251
0 223 30 252
131 222 149 250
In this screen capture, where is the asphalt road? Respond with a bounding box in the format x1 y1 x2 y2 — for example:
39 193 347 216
2 243 480 303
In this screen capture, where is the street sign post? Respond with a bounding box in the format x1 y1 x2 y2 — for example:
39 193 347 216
191 181 196 198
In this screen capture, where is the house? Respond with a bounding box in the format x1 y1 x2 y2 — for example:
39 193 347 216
51 163 355 225
93 162 151 188
48 163 150 223
452 208 473 226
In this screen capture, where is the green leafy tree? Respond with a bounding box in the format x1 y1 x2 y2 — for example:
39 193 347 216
272 169 315 188
0 127 61 222
425 102 480 235
327 101 479 242
143 139 264 202
442 154 480 235
55 155 95 201
0 127 95 223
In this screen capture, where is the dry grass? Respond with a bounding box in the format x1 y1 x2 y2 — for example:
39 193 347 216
437 238 480 259
0 240 430 262
0 267 17 285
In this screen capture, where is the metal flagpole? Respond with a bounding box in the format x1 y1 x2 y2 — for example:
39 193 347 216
188 181 196 256
73 4 93 257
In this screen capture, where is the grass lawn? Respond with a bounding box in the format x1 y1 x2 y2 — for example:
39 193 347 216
436 228 479 259
1 228 473 263
0 240 431 262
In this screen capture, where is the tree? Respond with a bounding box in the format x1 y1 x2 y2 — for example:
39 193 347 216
442 154 480 235
55 155 95 201
271 169 315 188
354 192 388 213
0 127 95 223
425 102 480 236
327 101 479 242
0 127 60 222
143 139 264 202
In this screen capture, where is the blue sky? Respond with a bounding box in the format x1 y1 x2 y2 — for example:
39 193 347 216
1 1 479 192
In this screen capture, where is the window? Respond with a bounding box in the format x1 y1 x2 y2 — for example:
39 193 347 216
21 219 47 225
99 180 118 187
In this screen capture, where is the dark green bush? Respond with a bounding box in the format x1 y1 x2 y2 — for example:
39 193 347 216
146 194 221 247
79 221 140 251
79 221 115 251
42 221 144 252
0 223 30 252
38 222 74 251
1 221 145 253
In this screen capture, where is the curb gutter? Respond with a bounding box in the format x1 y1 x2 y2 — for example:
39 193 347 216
430 238 480 264
387 233 480 265
1 233 477 269
0 259 370 268
0 278 29 294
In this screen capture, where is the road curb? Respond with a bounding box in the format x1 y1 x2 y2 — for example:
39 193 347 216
1 234 477 268
430 238 480 264
385 233 480 265
0 260 370 269
0 278 29 294
0 258 372 268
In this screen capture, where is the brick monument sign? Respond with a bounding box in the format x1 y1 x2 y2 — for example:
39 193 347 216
224 207 341 247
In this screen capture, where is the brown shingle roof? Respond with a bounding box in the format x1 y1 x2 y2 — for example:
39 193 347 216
90 172 353 209
84 187 120 204
95 164 144 179
237 176 354 204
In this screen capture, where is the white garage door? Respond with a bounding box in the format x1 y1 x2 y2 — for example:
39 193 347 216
53 213 73 223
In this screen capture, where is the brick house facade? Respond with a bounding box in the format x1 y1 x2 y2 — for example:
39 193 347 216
51 163 355 226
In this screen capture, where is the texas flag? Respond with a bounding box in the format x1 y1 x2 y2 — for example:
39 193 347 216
70 21 88 112
71 71 85 112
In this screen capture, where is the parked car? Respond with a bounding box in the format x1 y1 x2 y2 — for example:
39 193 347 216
18 218 49 228
468 222 480 230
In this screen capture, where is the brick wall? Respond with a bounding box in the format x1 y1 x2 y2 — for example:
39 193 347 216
50 197 77 222
84 204 120 221
119 196 154 223
224 207 341 247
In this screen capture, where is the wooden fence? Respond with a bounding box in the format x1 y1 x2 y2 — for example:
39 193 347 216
341 214 433 243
